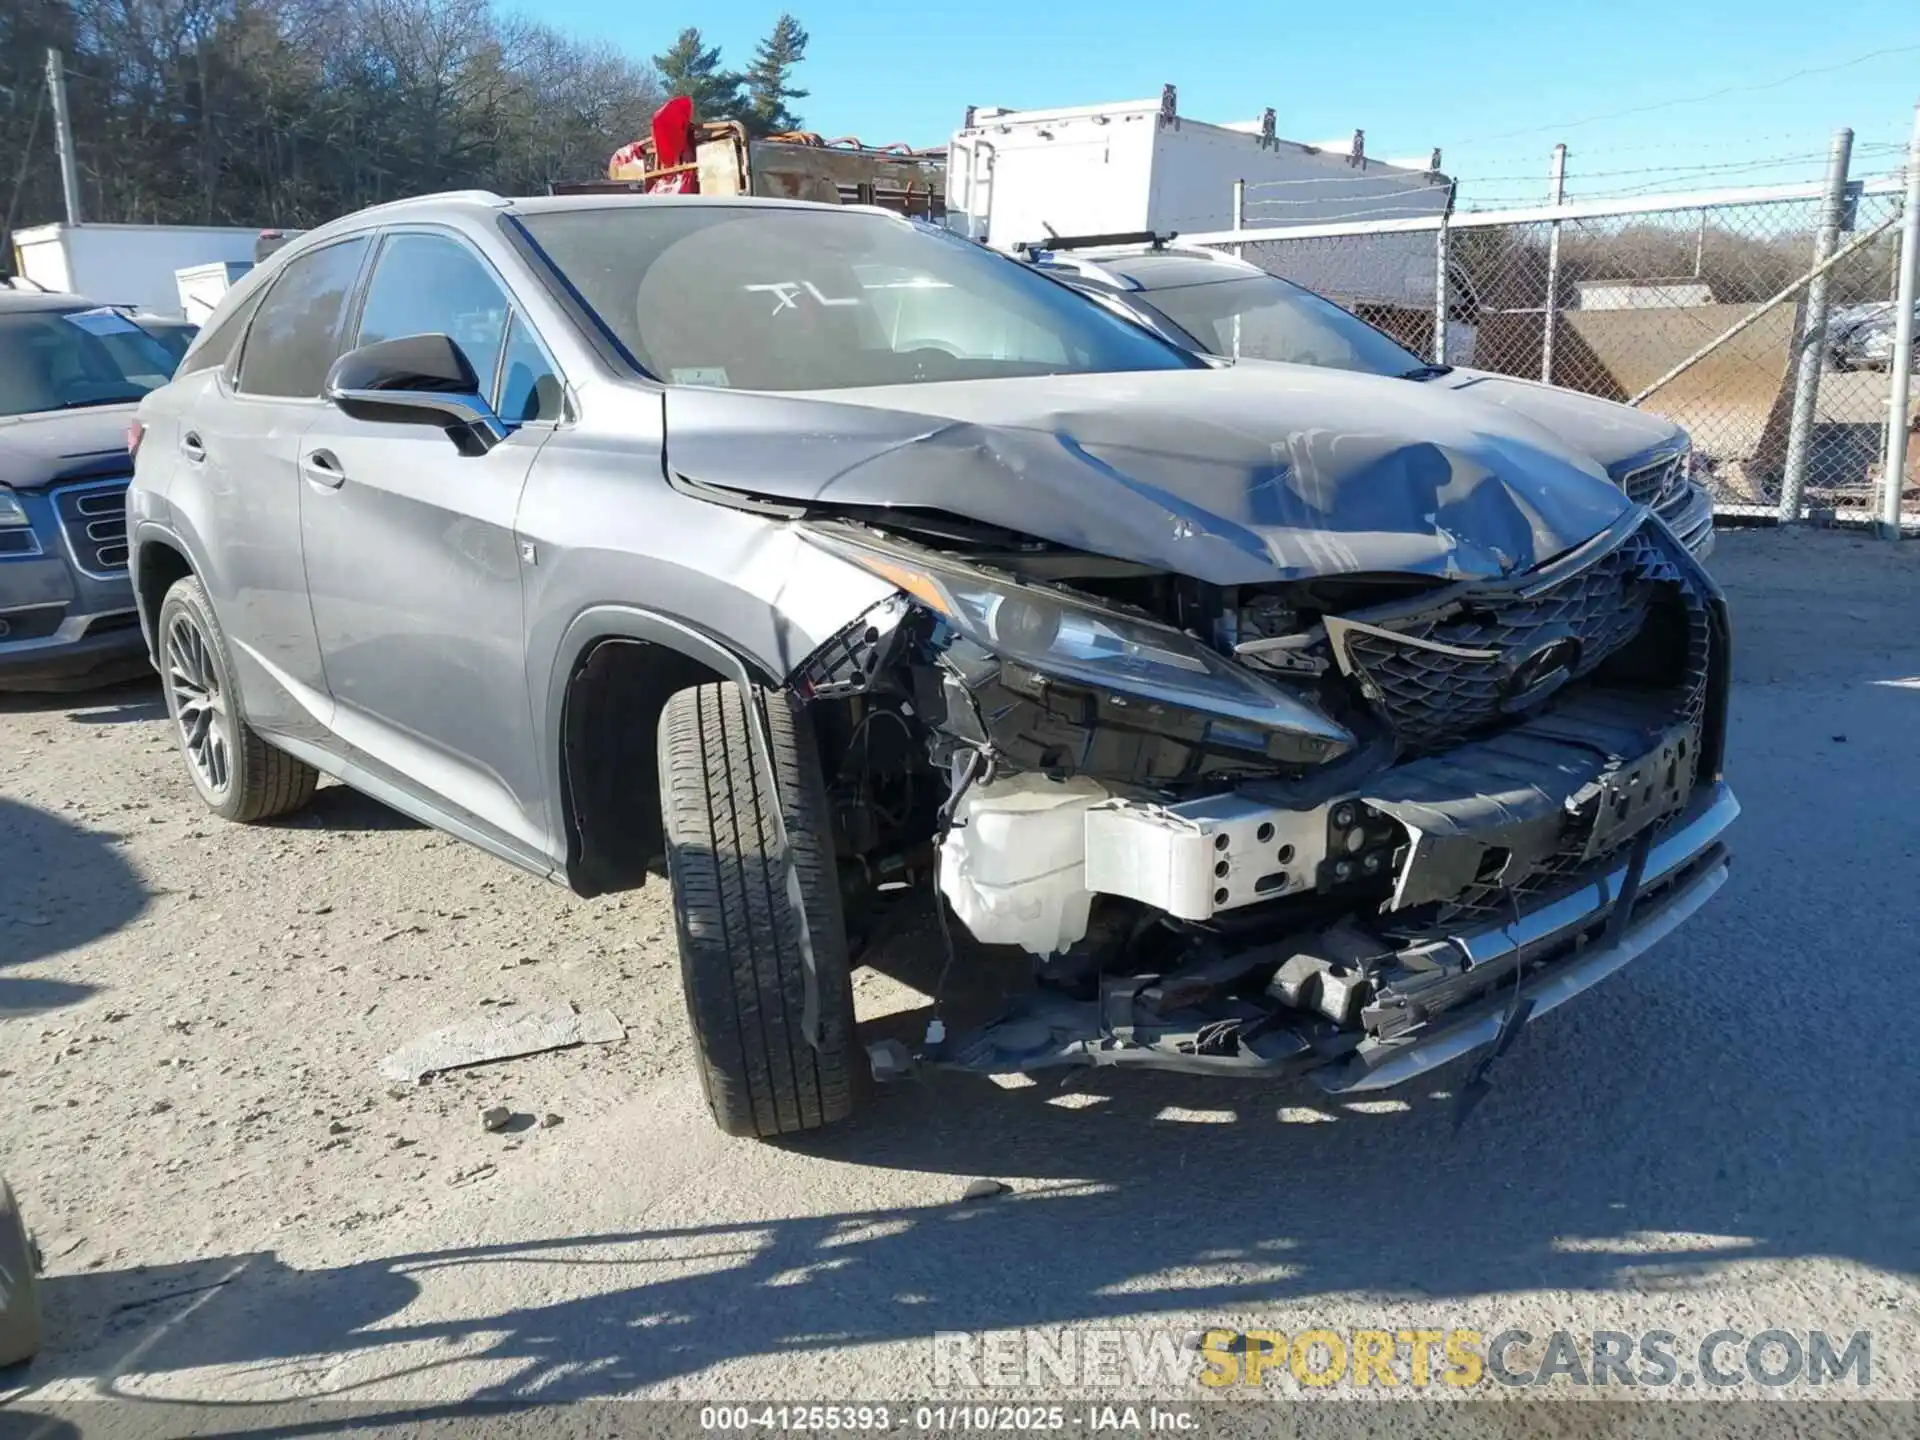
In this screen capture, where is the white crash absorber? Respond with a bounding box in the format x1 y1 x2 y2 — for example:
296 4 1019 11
937 774 1109 956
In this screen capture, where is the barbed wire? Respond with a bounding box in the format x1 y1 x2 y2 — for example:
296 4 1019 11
1246 186 1453 211
1456 146 1904 189
1459 161 1917 209
1220 144 1914 214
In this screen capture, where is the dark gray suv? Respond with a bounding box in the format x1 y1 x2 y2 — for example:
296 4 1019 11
1 291 187 690
131 192 1736 1138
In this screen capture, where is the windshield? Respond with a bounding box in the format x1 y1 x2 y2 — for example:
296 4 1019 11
1137 273 1425 376
130 319 198 367
0 308 181 417
519 205 1201 391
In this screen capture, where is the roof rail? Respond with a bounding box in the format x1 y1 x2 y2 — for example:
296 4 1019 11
1013 229 1172 256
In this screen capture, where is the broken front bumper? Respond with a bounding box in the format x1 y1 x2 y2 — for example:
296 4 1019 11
1313 781 1736 1093
940 782 1737 1090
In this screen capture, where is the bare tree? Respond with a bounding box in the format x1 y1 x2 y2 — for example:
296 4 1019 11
1 0 668 264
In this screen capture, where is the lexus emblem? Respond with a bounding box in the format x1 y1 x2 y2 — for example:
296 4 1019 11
1502 636 1582 711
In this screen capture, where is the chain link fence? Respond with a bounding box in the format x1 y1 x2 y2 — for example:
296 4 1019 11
1205 161 1918 530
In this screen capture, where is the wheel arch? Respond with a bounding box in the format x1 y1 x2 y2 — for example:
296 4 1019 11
547 605 781 898
131 523 199 663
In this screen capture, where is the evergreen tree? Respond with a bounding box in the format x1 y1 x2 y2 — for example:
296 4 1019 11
743 14 808 136
652 26 744 121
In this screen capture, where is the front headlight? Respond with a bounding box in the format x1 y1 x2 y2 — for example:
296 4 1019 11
0 487 30 528
809 528 1353 763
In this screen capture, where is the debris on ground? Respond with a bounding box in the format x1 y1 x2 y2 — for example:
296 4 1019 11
960 1178 1010 1202
867 1038 914 1083
377 1002 626 1084
481 1106 513 1132
446 1162 497 1188
539 1112 562 1129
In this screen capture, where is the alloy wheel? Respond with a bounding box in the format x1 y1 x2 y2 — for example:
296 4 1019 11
165 612 232 795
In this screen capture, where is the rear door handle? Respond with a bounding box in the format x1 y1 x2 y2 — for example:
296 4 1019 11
180 432 206 463
300 449 345 490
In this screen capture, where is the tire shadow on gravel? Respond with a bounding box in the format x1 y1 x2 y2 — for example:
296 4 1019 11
0 797 152 1016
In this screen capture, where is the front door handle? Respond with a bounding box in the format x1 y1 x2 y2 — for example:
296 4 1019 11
180 431 206 463
300 449 346 490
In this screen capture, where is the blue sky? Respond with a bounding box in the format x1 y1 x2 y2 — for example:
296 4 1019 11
526 2 1917 208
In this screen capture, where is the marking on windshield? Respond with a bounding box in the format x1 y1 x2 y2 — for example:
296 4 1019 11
743 281 862 316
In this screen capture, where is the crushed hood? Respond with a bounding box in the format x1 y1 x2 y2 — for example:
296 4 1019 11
663 365 1630 586
1427 366 1684 472
0 405 137 491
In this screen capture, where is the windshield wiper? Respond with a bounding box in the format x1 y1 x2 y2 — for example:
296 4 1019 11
1397 363 1453 381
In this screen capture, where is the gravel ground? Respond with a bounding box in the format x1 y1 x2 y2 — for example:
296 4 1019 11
2 528 1917 1413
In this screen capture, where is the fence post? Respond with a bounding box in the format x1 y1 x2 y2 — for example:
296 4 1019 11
1541 144 1568 383
1877 103 1920 539
1778 127 1854 523
1231 178 1246 360
1433 182 1455 364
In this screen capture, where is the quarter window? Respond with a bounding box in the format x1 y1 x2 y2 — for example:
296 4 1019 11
177 286 264 377
496 313 562 422
234 238 370 397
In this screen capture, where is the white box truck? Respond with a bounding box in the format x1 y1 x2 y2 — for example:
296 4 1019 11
11 222 263 316
948 87 1466 347
175 260 255 325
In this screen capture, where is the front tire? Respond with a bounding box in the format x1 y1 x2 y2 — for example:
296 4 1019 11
157 575 317 823
658 682 858 1138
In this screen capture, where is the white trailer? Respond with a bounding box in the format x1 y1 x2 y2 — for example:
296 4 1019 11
11 223 263 316
947 88 1450 311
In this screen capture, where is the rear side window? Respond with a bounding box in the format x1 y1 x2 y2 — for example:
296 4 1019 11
177 286 264 377
235 238 370 398
355 232 511 389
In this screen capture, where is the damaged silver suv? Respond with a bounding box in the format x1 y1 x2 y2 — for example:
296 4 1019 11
128 192 1736 1138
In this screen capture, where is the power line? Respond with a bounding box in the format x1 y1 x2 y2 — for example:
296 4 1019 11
1449 41 1920 148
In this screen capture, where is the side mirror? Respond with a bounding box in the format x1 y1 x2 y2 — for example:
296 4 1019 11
324 334 507 456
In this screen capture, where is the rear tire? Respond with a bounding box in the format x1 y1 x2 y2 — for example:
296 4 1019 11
0 1178 42 1369
157 575 317 823
658 682 857 1138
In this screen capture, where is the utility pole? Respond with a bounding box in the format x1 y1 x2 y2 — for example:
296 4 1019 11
46 48 82 226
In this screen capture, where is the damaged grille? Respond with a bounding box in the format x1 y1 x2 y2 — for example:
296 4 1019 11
1409 524 1715 922
1337 521 1705 757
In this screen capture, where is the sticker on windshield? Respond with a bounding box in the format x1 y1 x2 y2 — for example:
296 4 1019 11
671 367 731 388
62 307 144 337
